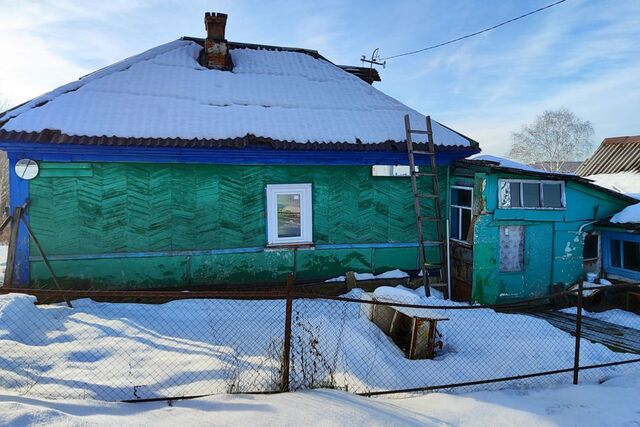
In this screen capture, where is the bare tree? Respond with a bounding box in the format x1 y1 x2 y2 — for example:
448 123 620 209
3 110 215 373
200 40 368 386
508 108 594 173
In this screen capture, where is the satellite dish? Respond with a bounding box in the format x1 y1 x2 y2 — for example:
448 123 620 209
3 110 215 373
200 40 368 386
15 159 39 180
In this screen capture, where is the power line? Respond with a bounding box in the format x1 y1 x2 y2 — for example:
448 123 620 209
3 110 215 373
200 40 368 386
381 0 569 61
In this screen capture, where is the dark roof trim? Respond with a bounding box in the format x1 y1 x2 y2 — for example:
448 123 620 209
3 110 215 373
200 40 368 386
184 37 382 84
183 37 325 59
455 158 638 203
595 219 640 232
335 65 381 84
0 129 474 153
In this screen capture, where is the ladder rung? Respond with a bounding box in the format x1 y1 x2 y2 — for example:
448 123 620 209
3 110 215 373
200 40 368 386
417 194 439 199
412 150 435 155
429 283 448 288
412 172 436 177
408 129 431 135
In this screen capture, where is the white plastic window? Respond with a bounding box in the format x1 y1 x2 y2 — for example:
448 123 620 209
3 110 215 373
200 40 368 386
266 184 313 245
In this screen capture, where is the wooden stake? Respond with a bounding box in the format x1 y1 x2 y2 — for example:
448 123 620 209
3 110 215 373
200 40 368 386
20 217 72 308
280 273 294 392
3 207 21 288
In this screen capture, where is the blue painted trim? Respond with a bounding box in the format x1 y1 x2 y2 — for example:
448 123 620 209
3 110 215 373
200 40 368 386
601 231 640 281
8 155 30 286
0 141 478 166
29 242 432 262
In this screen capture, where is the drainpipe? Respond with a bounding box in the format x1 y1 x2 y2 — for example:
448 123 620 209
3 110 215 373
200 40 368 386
578 220 598 235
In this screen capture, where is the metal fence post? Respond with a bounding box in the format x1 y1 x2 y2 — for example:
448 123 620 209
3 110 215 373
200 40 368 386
280 274 294 392
573 280 583 385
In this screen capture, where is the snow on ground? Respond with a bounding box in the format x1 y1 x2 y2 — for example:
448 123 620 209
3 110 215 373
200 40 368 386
0 373 639 426
611 202 640 223
324 269 409 282
562 307 640 330
0 286 636 401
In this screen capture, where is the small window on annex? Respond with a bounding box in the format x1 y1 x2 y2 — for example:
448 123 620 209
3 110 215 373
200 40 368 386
499 180 565 209
450 187 473 242
266 184 313 245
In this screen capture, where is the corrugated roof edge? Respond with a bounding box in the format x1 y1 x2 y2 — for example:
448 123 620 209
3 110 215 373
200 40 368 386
575 135 640 176
0 129 475 152
456 158 638 204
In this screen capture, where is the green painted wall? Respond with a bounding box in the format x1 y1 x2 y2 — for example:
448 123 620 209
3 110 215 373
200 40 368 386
465 169 631 304
28 163 447 289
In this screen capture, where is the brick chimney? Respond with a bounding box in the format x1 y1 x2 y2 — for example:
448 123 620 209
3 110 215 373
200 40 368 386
203 12 233 71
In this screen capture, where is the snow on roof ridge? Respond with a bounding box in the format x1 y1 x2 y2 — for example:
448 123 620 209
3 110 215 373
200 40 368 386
1 39 190 124
1 40 477 147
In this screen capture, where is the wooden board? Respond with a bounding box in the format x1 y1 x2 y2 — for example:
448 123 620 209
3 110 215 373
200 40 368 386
530 311 640 354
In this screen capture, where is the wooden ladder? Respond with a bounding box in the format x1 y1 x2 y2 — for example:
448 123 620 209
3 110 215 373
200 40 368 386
404 114 447 298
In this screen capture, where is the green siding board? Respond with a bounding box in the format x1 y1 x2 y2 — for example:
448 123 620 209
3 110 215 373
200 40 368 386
29 162 449 288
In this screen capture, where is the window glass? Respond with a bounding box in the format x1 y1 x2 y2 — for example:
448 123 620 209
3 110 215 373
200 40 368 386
510 182 522 207
277 194 301 238
583 234 598 259
451 207 461 240
451 188 472 207
461 209 471 241
543 183 563 208
622 241 640 272
522 183 541 207
499 181 510 207
610 239 621 267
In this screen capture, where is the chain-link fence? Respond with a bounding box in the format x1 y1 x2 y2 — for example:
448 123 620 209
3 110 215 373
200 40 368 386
0 281 638 401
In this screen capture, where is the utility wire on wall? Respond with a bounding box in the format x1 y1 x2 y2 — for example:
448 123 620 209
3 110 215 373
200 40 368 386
381 0 569 61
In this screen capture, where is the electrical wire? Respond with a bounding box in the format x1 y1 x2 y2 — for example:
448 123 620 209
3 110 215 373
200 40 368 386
381 0 568 60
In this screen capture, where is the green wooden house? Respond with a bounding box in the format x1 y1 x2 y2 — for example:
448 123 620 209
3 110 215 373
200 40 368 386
449 155 636 304
0 13 479 290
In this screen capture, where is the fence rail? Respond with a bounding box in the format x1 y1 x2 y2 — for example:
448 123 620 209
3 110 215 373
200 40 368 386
0 280 638 401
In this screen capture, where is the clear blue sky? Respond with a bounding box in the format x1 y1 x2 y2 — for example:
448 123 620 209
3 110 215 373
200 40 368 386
1 0 638 155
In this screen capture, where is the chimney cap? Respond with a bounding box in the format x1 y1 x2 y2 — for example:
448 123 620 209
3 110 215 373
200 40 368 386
204 11 228 41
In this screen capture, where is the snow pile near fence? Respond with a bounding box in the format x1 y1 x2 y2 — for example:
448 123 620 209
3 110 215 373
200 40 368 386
611 202 640 223
324 269 409 283
0 289 635 401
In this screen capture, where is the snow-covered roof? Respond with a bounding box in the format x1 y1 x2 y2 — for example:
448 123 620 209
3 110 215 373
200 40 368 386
468 154 570 175
0 39 477 149
585 172 640 200
611 202 640 224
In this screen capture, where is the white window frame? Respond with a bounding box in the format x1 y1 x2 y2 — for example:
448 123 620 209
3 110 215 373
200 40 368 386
450 185 473 243
498 179 566 210
266 183 313 246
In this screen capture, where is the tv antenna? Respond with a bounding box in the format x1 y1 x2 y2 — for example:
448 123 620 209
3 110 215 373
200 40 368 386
361 48 386 82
